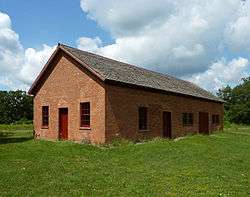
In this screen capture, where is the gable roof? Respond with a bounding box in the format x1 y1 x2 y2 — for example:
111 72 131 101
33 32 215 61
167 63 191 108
29 43 223 103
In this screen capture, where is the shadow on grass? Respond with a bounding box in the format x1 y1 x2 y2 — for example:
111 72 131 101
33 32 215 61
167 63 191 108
0 131 33 144
0 137 33 144
0 131 14 138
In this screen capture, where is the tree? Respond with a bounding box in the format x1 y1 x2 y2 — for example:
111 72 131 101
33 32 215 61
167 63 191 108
217 77 250 124
217 85 233 111
0 90 33 124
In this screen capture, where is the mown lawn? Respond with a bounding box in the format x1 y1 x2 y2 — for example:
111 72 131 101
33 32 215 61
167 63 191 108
0 125 249 196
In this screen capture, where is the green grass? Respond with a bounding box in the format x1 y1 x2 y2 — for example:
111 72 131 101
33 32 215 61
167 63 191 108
0 125 249 196
0 123 33 131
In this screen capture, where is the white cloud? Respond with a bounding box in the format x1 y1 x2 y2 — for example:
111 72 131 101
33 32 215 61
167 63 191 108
172 44 205 59
80 0 250 91
77 37 102 52
225 17 250 52
80 0 176 36
187 57 249 92
19 45 57 85
0 12 11 29
0 12 55 90
2 1 250 92
0 12 22 75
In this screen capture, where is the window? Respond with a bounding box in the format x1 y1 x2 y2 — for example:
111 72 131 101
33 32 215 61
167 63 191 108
212 115 220 125
80 102 90 127
138 107 148 130
182 113 193 126
42 106 49 127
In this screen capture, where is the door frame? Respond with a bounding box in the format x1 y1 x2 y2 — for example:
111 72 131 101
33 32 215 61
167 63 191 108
58 107 68 140
199 112 209 134
162 111 172 138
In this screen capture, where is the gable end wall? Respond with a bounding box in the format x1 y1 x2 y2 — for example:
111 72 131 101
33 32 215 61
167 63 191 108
34 51 105 143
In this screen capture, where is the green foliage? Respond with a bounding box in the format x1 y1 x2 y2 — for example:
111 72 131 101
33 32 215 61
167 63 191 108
0 90 33 124
0 126 250 196
217 77 250 125
217 85 233 110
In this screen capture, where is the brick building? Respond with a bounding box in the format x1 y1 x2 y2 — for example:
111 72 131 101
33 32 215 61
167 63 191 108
29 44 224 144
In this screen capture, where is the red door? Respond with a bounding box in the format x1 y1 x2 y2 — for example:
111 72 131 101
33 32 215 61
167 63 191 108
163 111 172 138
199 112 209 134
59 108 68 140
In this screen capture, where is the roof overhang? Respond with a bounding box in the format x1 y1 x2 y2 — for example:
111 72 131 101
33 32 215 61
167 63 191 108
105 79 225 104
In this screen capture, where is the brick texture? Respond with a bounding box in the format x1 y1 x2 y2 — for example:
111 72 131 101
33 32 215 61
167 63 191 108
34 51 224 144
105 84 223 142
34 51 105 144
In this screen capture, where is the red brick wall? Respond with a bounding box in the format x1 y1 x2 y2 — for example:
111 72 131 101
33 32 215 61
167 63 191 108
105 84 223 142
34 51 105 143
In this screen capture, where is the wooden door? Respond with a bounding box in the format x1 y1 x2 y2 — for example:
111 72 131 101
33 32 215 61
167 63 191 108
163 111 172 138
59 108 68 140
199 112 209 134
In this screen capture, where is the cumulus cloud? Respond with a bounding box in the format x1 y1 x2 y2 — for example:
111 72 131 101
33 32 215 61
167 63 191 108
187 57 249 92
19 45 57 85
77 37 102 51
0 12 55 90
2 0 250 92
225 2 250 52
0 12 23 74
80 0 250 91
81 0 176 36
0 12 11 28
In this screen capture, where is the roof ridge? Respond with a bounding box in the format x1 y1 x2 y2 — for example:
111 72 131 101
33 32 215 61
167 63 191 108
59 43 197 86
59 43 222 102
59 43 106 81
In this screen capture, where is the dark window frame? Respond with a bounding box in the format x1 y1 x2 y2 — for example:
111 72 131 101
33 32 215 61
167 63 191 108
212 114 220 125
138 107 148 131
42 106 49 128
182 113 194 126
80 102 90 128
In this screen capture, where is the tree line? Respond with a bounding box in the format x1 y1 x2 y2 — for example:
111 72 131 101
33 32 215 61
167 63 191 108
217 77 250 124
0 90 33 124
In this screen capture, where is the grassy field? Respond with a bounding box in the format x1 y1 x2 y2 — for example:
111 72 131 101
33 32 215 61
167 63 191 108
0 125 249 196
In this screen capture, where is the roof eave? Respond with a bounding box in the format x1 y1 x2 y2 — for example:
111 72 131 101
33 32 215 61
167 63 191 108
105 79 224 103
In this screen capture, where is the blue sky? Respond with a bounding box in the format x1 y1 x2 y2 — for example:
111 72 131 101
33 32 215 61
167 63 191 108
0 0 112 48
0 0 250 92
